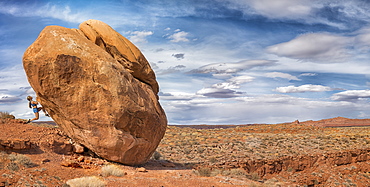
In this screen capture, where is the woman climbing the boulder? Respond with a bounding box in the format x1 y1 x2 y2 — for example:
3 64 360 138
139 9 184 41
26 96 49 123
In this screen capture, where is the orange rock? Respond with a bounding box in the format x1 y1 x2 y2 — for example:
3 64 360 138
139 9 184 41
136 167 147 172
23 19 167 165
61 159 81 168
78 19 159 94
77 156 85 162
73 143 84 154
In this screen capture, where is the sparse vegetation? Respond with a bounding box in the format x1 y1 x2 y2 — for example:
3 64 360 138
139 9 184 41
151 151 162 160
195 167 212 177
100 164 125 177
0 111 15 119
8 153 35 168
6 162 19 171
229 168 247 177
66 176 106 187
246 172 261 181
158 125 370 164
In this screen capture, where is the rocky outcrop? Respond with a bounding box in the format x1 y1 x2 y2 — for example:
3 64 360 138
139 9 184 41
0 119 73 154
23 20 167 165
208 148 370 177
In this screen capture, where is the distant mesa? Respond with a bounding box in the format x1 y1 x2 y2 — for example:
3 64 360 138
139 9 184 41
291 117 370 127
23 19 167 165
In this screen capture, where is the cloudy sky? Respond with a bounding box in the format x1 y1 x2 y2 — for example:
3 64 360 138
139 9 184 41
2 0 370 124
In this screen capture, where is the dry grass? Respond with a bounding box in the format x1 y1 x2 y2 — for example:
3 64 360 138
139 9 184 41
66 176 106 187
8 153 36 168
0 111 14 119
6 162 19 171
100 164 125 177
195 167 212 177
1 152 36 171
151 151 162 160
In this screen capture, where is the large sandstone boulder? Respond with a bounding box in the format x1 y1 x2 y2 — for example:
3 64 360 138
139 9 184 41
23 20 167 165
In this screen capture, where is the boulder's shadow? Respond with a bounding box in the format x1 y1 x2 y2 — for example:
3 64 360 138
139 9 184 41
138 159 199 171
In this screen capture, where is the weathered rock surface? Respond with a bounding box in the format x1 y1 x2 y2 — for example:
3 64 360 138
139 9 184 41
23 19 167 165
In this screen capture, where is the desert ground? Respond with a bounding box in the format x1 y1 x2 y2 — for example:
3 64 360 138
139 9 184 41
2 116 370 186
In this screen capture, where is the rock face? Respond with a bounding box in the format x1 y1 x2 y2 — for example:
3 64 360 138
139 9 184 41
23 20 167 165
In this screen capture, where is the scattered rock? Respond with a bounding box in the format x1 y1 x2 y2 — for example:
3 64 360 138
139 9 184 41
41 159 50 164
95 160 105 165
84 159 92 164
23 19 167 165
0 177 7 187
77 156 85 162
136 167 147 172
60 159 81 168
72 143 84 154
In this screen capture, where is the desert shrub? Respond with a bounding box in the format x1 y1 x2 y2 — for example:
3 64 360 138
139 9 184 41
229 168 247 176
210 169 222 176
8 153 35 168
196 147 205 153
151 151 162 160
222 168 247 177
0 151 7 159
0 111 15 119
209 157 217 163
246 172 261 181
66 176 106 187
6 162 19 171
183 148 191 154
100 165 125 177
195 167 212 177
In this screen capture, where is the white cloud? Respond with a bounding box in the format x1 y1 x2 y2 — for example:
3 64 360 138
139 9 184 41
331 90 370 101
159 92 198 101
196 87 244 98
157 65 186 75
190 60 276 74
265 72 300 80
220 0 370 29
228 75 255 85
275 84 336 93
212 76 254 90
299 73 317 77
0 95 22 104
246 0 312 19
212 82 240 90
168 31 190 42
161 93 363 124
127 31 153 43
195 75 254 98
266 32 352 62
354 26 370 52
0 2 87 23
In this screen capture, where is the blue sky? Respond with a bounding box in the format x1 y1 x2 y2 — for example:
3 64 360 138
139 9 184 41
2 0 370 124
